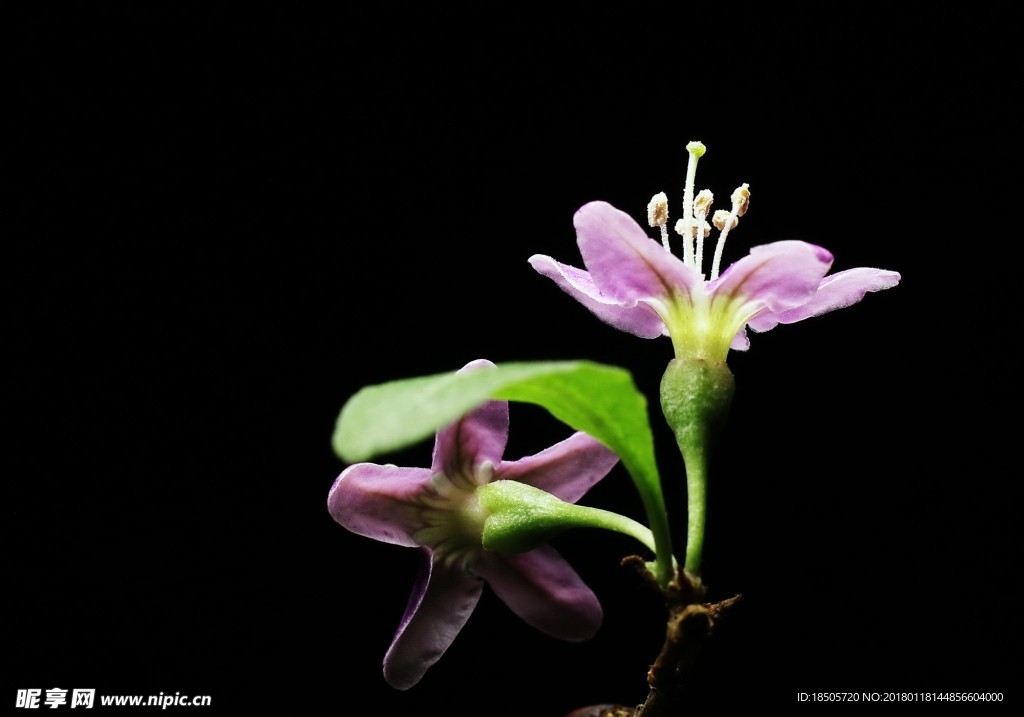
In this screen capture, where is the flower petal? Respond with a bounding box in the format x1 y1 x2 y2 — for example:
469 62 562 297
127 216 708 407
494 431 619 503
528 255 667 338
709 240 833 313
748 267 902 331
730 325 751 351
474 545 602 641
327 463 433 547
573 201 701 302
431 360 509 475
384 550 484 690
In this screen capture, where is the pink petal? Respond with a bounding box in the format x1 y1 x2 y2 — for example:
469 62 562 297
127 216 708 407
327 463 433 547
431 360 509 475
730 325 751 351
474 545 602 641
383 550 484 690
494 431 619 503
709 240 833 313
528 254 667 338
749 267 901 331
573 201 701 303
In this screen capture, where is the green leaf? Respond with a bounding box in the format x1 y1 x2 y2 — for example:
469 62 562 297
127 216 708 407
333 360 674 587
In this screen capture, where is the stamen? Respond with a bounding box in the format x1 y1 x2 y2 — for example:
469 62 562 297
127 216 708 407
673 218 687 240
710 183 750 281
681 141 706 267
733 182 750 217
693 189 714 274
647 192 670 251
712 210 736 231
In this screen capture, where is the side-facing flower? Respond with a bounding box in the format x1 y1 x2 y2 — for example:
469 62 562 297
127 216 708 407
327 360 620 690
529 143 900 363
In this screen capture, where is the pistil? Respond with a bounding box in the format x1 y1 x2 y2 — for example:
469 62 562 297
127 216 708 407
680 141 706 267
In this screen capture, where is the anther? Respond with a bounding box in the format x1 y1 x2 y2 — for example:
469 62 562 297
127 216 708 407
732 183 750 217
712 210 737 232
675 219 711 239
693 189 713 217
693 189 714 273
710 183 750 282
648 192 670 251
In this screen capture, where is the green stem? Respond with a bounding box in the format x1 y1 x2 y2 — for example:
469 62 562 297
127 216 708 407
562 503 660 555
620 456 675 588
682 451 707 574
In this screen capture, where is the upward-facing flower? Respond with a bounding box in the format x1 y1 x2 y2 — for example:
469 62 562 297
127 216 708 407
530 143 901 576
327 360 620 690
529 142 900 362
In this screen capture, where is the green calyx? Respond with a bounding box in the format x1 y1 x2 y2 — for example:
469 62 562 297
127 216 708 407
660 357 736 575
660 357 735 451
477 480 657 556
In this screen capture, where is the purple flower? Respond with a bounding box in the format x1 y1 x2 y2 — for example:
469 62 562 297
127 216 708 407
529 200 900 362
327 360 620 690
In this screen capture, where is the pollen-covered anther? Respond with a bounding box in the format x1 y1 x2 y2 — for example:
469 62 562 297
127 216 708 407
673 218 711 238
689 221 711 238
691 188 715 269
693 189 714 219
649 191 671 250
712 210 737 231
732 183 750 217
647 192 669 228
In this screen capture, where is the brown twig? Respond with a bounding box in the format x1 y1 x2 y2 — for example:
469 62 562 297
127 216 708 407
567 561 741 717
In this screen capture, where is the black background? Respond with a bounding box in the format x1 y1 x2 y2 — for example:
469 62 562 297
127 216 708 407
7 3 1019 714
